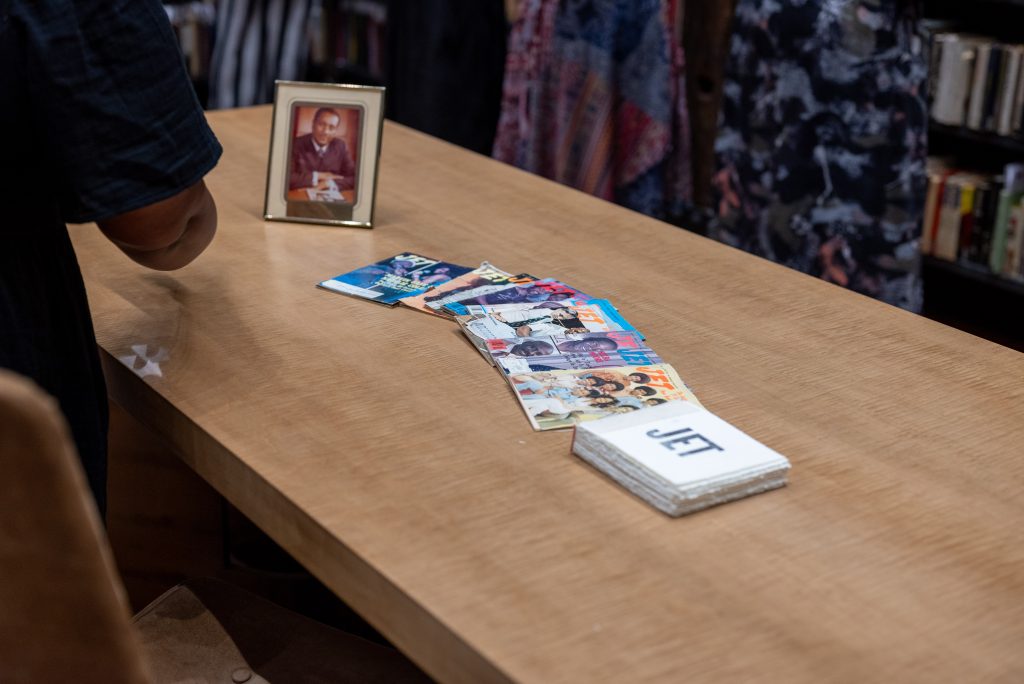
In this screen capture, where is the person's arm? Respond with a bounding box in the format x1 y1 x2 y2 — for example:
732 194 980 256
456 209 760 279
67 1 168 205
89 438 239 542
96 180 217 271
331 141 356 190
342 142 356 189
289 145 314 189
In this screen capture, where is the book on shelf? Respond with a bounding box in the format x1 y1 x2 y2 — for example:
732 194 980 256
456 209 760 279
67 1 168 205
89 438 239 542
965 42 992 130
933 170 964 261
922 18 957 105
921 159 947 256
994 164 1024 276
997 47 1024 136
931 33 983 126
922 158 1024 281
929 32 1024 137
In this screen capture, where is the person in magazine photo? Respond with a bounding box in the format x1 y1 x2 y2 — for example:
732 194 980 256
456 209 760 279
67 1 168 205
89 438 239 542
508 365 700 430
466 305 590 338
443 280 585 314
491 307 589 337
422 272 534 306
499 336 620 357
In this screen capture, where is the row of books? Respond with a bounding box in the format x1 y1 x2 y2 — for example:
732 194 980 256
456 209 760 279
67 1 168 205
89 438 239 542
930 33 1024 136
316 253 790 516
922 159 1024 280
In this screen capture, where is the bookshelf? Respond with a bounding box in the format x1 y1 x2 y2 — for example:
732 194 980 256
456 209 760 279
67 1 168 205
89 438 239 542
923 255 1024 296
923 0 1024 351
929 122 1024 159
921 257 1024 351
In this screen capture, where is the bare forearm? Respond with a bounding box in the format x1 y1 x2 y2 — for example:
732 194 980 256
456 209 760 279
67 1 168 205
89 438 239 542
97 180 217 271
113 197 216 270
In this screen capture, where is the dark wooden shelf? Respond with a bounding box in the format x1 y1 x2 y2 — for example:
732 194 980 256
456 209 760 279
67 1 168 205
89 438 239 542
929 122 1024 158
923 255 1024 296
927 0 1024 16
921 256 1024 351
975 0 1024 7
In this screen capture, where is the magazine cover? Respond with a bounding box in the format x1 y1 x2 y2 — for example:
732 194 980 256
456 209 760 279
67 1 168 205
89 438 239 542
421 270 537 313
442 278 592 316
317 253 474 305
487 331 662 374
400 261 511 317
508 364 701 431
457 299 638 346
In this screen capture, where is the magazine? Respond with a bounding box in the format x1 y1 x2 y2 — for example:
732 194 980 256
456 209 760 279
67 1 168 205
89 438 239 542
400 262 512 317
487 331 662 374
442 278 592 316
421 269 538 314
456 298 639 351
317 253 474 306
508 364 701 431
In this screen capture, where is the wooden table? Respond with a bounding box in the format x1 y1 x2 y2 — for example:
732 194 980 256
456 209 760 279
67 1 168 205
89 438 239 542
72 106 1024 683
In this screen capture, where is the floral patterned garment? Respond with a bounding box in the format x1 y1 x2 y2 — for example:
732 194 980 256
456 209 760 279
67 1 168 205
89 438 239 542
494 0 692 219
711 0 928 311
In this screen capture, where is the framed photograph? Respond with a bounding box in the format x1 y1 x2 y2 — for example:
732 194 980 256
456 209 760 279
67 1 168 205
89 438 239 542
264 80 385 228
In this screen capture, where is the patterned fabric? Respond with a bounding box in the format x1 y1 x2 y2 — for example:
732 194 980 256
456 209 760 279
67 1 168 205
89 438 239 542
493 0 692 219
5 0 222 224
711 0 928 311
209 0 314 108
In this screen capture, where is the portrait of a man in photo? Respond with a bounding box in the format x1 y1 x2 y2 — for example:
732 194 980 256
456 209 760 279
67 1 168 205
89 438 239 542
288 106 359 203
266 82 383 227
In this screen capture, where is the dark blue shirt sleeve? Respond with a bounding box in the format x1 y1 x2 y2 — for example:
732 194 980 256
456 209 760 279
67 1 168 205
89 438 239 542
11 0 222 224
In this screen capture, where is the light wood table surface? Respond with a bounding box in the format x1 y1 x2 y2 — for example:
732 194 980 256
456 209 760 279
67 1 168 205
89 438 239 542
72 105 1024 683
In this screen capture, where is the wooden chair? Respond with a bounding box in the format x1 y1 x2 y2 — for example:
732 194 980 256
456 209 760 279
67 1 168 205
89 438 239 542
0 369 432 683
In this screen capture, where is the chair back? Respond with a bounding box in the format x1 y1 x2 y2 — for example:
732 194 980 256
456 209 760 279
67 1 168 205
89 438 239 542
0 369 152 683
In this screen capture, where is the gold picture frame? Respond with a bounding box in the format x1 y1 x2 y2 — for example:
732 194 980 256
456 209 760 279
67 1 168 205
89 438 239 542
264 80 385 228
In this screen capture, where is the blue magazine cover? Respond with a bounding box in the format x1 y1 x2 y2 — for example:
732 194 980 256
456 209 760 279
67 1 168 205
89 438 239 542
318 253 474 305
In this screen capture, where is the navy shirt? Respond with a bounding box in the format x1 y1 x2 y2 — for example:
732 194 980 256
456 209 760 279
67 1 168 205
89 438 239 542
0 1 222 514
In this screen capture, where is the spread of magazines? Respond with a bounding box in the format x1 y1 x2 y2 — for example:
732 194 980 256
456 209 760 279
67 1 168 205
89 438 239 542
318 253 702 431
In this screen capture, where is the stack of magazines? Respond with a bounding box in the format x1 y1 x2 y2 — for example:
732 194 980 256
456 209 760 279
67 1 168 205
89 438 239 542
572 401 791 516
318 252 701 431
319 252 790 515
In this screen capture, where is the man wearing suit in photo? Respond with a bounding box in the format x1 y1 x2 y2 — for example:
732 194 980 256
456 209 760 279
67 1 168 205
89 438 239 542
289 107 356 200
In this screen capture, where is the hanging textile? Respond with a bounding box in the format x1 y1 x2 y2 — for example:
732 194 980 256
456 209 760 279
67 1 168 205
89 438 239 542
386 0 507 155
163 2 217 95
711 0 928 312
307 0 388 86
209 0 314 108
493 0 692 220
